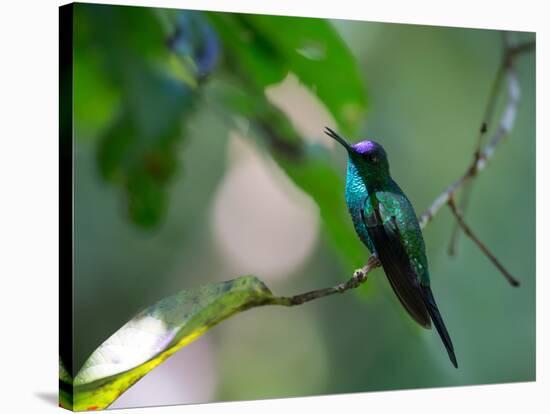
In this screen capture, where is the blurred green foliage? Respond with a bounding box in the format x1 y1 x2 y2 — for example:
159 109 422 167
74 3 368 270
70 2 535 408
75 4 196 227
206 12 366 132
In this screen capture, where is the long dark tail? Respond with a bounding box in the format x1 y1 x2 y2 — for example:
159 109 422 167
421 285 458 368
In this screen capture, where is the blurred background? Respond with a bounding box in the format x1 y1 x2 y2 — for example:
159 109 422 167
69 3 535 409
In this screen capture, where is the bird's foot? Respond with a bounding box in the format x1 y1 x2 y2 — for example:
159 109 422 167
348 255 380 289
352 268 367 281
354 255 380 280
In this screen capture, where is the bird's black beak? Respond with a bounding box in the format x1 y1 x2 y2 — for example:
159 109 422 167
324 127 352 152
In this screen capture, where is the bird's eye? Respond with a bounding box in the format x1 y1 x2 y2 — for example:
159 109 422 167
370 155 378 163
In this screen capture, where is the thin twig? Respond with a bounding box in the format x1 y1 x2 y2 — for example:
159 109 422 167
448 59 505 255
268 256 380 306
447 36 534 255
448 198 520 286
508 40 535 59
447 177 473 255
418 37 528 229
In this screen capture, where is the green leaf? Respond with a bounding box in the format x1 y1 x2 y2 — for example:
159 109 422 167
70 276 275 411
206 13 287 87
73 48 121 137
242 14 366 134
207 12 367 134
95 68 194 228
74 4 198 228
59 358 73 410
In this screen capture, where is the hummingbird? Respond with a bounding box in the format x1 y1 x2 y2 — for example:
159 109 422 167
324 127 458 368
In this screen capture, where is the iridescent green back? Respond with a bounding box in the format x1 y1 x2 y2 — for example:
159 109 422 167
345 161 430 286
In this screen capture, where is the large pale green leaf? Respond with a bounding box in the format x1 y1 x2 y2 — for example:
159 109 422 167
64 276 275 411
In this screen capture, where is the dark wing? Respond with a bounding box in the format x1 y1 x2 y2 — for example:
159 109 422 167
361 208 431 328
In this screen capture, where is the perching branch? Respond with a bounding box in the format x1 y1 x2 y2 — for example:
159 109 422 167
265 34 533 306
268 256 380 306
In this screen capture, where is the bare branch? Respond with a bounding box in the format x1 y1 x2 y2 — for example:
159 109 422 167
447 35 533 254
508 40 535 59
269 256 380 306
418 37 530 230
448 198 520 287
447 178 474 255
448 57 505 255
